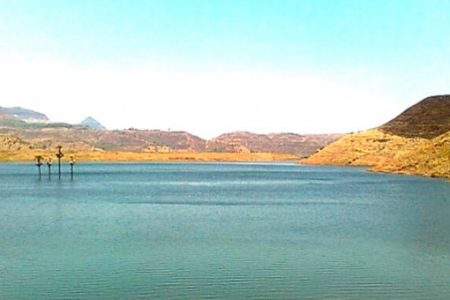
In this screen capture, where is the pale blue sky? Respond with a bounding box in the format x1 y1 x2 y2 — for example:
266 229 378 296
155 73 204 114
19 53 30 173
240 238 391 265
0 0 449 137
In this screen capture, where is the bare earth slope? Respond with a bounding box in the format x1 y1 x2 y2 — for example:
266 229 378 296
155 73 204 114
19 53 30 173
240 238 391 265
380 95 450 138
0 134 30 151
0 105 341 156
206 131 341 156
304 95 450 179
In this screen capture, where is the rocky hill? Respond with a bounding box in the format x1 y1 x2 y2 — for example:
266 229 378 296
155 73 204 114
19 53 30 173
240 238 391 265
94 129 206 151
0 125 338 154
206 131 341 156
80 116 106 130
0 105 341 155
0 106 49 123
304 95 450 179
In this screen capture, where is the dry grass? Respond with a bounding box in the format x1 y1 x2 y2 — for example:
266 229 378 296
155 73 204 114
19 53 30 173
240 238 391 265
0 150 300 163
303 129 450 179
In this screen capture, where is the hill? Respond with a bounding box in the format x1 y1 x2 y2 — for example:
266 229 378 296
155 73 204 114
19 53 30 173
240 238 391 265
0 105 342 159
206 131 341 156
0 126 338 155
80 116 106 130
0 106 49 123
380 95 450 138
4 107 49 122
0 106 74 129
0 134 30 151
304 95 450 179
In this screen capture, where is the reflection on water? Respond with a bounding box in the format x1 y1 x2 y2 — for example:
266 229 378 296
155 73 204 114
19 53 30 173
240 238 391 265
0 163 449 299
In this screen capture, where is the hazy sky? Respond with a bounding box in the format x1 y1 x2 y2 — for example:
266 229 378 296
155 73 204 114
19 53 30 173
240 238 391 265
0 0 449 138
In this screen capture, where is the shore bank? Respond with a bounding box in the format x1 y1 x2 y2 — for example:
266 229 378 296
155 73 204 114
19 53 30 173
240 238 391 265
0 151 299 163
301 160 450 181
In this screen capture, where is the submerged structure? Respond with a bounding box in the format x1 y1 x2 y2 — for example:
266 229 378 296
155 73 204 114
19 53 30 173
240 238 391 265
33 146 76 180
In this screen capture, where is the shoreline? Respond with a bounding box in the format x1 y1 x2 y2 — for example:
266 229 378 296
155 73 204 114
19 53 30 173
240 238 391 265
302 161 450 181
0 151 300 163
2 150 447 181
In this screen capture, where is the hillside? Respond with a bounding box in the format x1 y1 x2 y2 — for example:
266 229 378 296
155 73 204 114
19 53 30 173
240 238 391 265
380 95 450 138
3 107 49 123
80 116 106 130
206 131 341 156
0 149 299 163
0 105 341 156
0 126 338 155
304 95 450 179
0 134 30 151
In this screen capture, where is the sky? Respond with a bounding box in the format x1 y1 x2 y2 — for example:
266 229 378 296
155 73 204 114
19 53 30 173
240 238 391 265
0 0 449 138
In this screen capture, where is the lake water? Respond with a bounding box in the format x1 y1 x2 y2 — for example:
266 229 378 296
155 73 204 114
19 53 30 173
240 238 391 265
0 162 449 299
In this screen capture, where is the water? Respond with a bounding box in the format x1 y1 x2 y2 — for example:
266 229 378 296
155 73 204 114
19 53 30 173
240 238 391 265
1 162 449 299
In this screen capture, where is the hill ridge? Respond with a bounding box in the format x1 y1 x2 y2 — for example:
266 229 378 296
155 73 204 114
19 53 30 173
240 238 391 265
380 95 450 139
304 95 450 179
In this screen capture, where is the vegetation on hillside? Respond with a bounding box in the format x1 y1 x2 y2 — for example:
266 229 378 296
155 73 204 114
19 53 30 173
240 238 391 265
381 95 450 139
0 150 299 163
304 95 450 179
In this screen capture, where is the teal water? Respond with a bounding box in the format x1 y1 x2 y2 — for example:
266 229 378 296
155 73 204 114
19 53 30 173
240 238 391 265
0 163 449 299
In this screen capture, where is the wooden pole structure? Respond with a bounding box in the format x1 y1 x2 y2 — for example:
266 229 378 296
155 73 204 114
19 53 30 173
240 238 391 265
56 146 64 180
69 155 76 180
35 155 43 180
47 157 53 179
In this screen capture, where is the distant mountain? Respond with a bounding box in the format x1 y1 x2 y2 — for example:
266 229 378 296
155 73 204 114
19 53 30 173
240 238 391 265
0 106 54 129
1 107 49 123
0 106 341 155
80 116 106 130
304 95 450 179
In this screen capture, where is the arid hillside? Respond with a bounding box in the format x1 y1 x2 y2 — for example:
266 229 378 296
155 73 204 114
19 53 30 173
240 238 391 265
0 107 341 157
0 135 30 151
304 95 450 179
206 131 341 156
380 95 450 138
0 106 340 156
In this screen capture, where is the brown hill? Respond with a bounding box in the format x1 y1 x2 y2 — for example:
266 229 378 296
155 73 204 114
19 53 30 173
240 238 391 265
0 127 206 152
0 134 31 151
0 105 342 157
206 131 341 156
95 129 206 151
0 126 339 155
0 107 341 155
380 95 450 138
304 95 450 179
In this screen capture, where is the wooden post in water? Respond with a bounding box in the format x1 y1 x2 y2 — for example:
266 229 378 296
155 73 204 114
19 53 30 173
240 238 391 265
35 155 43 180
56 146 64 180
69 155 76 180
47 157 53 179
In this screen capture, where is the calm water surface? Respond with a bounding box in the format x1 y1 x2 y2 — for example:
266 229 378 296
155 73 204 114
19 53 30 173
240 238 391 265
0 163 449 299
